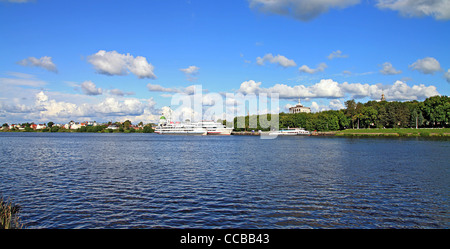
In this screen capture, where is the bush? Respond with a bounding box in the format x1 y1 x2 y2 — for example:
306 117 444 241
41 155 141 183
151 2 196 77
0 197 23 229
143 126 154 133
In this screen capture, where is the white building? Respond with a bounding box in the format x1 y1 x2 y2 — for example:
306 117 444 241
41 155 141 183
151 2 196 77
70 123 82 130
107 124 119 130
36 124 47 130
289 99 311 114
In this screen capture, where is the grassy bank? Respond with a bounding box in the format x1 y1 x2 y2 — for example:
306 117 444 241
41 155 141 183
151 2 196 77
335 128 450 137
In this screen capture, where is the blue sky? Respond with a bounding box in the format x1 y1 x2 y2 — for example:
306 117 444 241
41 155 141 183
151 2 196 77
1 0 449 123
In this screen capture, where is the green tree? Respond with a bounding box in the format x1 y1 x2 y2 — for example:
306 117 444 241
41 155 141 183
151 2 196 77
123 120 132 129
422 95 449 127
143 125 154 133
345 99 357 129
361 106 378 128
335 110 350 130
410 108 424 128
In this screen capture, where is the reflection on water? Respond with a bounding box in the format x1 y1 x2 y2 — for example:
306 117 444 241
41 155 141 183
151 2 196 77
0 133 448 228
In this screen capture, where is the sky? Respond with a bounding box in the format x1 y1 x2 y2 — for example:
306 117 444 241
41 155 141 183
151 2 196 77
1 0 449 124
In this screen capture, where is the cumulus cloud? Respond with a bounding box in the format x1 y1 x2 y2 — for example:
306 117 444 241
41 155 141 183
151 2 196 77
237 79 439 101
376 0 450 20
380 62 402 75
87 50 156 79
237 80 262 95
256 53 297 68
34 91 88 119
249 0 361 21
31 91 158 123
238 79 342 98
298 63 327 74
17 56 58 73
329 99 345 110
80 81 102 96
409 57 442 74
328 50 348 60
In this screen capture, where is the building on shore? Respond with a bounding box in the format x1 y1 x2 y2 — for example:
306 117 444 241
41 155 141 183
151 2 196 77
289 99 311 114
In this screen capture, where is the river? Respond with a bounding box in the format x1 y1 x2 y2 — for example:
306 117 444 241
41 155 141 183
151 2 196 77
0 132 448 228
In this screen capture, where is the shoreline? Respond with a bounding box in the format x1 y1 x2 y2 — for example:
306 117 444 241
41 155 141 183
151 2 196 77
2 128 450 137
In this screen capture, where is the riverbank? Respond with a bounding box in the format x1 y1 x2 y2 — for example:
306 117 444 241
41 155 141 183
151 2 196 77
335 128 450 137
232 128 450 137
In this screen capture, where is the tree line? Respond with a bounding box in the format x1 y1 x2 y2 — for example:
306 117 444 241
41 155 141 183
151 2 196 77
232 95 449 132
1 120 155 133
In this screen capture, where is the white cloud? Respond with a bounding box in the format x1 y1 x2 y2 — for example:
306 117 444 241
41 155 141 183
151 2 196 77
309 79 344 97
298 63 327 74
329 99 345 110
445 69 450 83
34 91 89 119
384 80 440 100
380 62 402 75
80 81 102 96
109 89 135 96
409 57 442 74
180 65 200 75
17 56 58 73
180 65 200 81
237 80 262 95
30 91 158 123
310 101 329 113
237 79 439 101
147 83 180 93
376 0 450 20
127 55 157 79
238 79 342 98
249 0 361 21
87 50 156 79
146 83 203 95
328 50 348 60
256 53 297 68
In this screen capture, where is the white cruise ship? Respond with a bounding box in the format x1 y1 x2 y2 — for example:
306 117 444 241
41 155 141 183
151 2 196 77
195 120 233 135
154 109 233 135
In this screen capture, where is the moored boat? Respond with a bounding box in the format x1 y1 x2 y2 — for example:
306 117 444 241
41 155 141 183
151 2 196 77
266 128 310 136
154 108 233 135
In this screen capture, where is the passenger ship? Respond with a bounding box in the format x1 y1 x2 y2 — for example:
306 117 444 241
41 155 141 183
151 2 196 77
154 110 233 135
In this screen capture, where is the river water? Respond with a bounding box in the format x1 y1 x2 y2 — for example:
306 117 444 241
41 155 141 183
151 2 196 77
0 133 448 228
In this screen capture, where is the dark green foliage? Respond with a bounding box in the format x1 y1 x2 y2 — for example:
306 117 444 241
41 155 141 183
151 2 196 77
232 95 448 131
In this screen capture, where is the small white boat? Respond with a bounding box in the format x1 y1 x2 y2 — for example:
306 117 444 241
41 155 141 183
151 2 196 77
267 128 310 136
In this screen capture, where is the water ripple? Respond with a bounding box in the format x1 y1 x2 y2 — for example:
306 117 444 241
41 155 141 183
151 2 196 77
0 133 448 228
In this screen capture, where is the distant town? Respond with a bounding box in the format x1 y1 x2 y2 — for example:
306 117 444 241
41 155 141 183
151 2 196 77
1 120 156 133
